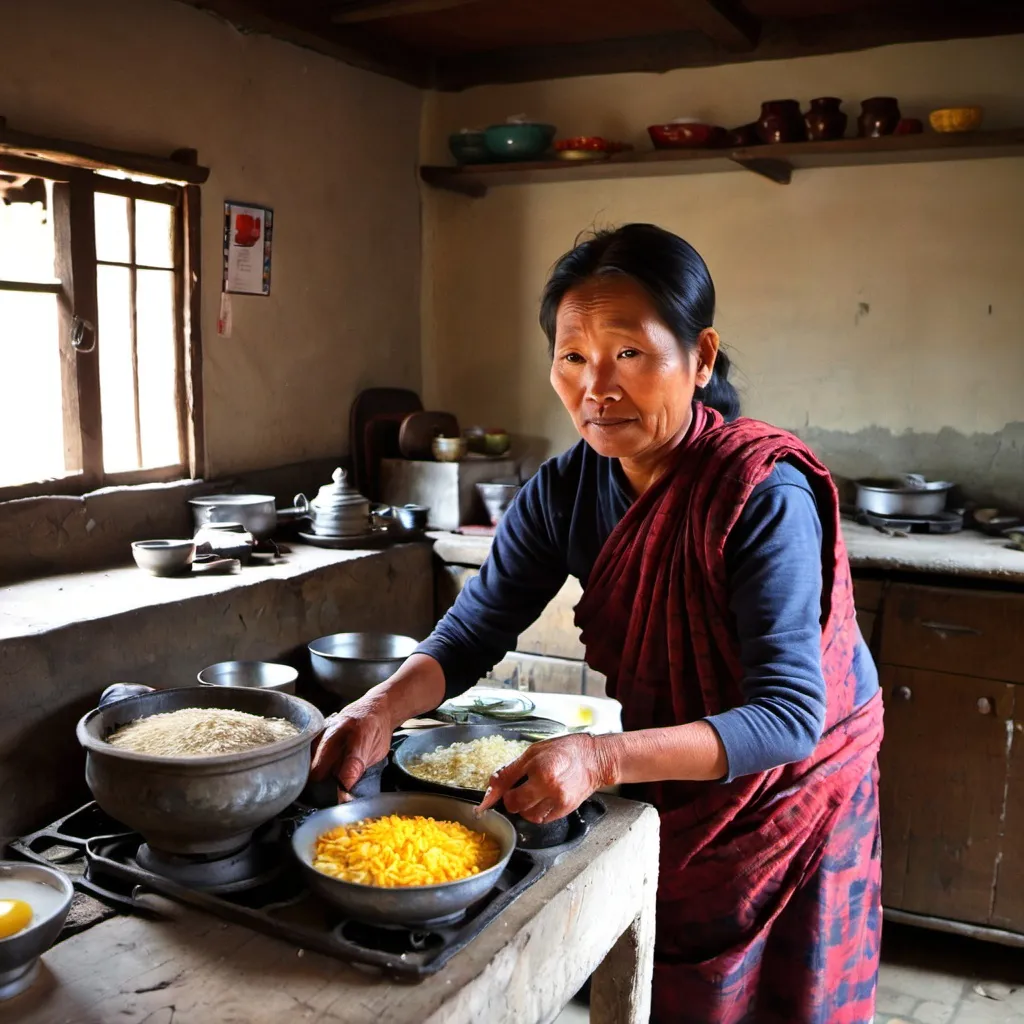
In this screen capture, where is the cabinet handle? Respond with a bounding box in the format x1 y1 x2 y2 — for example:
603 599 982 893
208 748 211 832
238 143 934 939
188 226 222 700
978 697 994 716
919 620 982 638
893 686 912 702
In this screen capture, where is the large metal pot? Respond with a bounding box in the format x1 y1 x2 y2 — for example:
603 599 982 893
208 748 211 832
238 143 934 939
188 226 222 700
307 632 418 704
392 723 572 848
189 494 277 539
77 686 324 857
854 476 953 517
291 793 515 925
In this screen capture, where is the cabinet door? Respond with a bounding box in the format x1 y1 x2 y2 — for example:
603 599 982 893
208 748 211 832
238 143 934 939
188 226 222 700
880 665 1014 926
993 720 1024 931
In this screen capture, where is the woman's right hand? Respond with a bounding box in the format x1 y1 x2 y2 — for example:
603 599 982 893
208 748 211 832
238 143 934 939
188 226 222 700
310 693 394 801
309 654 447 801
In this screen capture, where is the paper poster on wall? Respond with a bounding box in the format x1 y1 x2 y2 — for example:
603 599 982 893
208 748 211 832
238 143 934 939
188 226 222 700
223 201 273 296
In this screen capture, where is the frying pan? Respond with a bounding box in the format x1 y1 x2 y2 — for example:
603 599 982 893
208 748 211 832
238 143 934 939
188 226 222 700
391 723 573 848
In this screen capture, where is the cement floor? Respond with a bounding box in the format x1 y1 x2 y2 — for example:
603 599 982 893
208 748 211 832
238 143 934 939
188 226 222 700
554 924 1024 1024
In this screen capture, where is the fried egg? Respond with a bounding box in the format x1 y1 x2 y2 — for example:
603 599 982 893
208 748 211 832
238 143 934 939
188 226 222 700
0 880 65 939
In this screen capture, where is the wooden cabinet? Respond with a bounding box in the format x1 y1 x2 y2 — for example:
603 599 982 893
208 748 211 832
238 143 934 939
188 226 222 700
879 665 1014 925
877 583 1024 935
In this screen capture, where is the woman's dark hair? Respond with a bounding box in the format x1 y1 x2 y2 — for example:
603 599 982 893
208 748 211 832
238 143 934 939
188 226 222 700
539 223 740 421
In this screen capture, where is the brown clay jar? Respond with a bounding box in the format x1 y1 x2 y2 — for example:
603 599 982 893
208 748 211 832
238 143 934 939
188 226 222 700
757 100 806 144
858 97 901 138
804 97 847 141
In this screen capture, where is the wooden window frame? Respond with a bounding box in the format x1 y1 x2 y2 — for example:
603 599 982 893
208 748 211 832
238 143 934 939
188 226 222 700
0 155 204 502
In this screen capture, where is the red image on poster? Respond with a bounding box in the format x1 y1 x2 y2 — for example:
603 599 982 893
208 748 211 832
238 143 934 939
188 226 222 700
234 213 262 248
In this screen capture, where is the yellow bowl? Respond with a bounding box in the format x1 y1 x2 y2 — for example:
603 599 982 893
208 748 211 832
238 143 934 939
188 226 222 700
929 106 983 133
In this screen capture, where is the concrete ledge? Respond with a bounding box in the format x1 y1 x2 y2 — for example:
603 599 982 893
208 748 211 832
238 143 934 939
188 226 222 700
429 524 1024 585
0 542 435 838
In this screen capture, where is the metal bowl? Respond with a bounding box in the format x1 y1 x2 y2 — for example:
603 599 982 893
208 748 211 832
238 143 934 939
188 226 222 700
392 723 572 848
854 477 953 517
307 632 418 705
197 661 299 695
0 862 74 1002
131 539 196 577
189 494 277 539
477 479 520 525
77 686 324 857
291 793 515 925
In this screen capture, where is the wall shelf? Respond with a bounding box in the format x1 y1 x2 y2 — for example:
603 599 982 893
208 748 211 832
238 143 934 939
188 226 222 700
420 128 1024 196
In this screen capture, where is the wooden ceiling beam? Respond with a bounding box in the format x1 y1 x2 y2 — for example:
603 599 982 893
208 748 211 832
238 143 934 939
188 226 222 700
332 0 487 26
675 0 759 51
435 4 1024 90
173 0 433 87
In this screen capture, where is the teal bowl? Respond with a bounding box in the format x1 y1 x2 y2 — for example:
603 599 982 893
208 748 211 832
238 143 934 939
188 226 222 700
449 131 490 165
484 123 557 161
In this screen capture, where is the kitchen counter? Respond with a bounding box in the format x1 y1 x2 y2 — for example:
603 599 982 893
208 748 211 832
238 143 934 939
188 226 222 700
12 796 659 1024
430 524 1024 585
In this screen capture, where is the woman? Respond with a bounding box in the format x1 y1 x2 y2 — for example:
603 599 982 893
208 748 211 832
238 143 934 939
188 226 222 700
312 224 883 1024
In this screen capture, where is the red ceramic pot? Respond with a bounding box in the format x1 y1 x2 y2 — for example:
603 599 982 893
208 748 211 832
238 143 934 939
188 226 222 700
804 97 847 141
726 123 761 147
858 97 902 138
757 100 806 144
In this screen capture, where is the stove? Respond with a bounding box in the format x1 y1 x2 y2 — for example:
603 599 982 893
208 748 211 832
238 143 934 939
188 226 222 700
843 506 964 535
9 797 606 979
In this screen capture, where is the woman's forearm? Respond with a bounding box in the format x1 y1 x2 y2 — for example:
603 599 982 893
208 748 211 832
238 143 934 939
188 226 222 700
599 721 728 785
365 654 447 729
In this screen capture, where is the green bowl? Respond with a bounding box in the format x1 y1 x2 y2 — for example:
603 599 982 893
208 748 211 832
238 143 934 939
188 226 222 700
484 123 556 162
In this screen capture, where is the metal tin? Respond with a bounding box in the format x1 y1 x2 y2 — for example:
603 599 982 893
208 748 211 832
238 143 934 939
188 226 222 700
854 477 953 517
189 494 277 539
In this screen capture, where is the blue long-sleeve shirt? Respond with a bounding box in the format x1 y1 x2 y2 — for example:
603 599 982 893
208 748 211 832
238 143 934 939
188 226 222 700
418 441 878 781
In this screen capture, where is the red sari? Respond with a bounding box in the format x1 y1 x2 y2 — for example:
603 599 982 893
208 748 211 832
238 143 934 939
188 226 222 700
576 405 884 1024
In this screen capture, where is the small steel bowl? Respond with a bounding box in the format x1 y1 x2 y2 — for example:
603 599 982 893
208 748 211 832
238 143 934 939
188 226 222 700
291 793 515 925
0 862 74 1002
197 661 299 695
131 539 195 577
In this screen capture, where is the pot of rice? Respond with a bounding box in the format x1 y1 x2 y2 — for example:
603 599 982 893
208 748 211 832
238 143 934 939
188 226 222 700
391 723 573 848
77 686 324 858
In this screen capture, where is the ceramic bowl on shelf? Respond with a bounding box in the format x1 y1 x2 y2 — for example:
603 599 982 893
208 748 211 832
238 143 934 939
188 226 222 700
894 118 924 135
131 539 195 577
929 106 983 133
647 122 726 149
449 129 490 165
432 436 468 462
483 429 511 456
554 137 631 161
484 121 557 161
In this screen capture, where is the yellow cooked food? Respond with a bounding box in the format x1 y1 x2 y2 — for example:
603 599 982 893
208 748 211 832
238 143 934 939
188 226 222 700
313 814 501 888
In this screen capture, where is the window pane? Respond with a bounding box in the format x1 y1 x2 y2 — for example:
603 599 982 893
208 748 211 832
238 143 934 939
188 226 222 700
135 200 174 269
0 180 56 283
0 291 65 486
136 270 181 468
97 265 139 472
94 193 130 263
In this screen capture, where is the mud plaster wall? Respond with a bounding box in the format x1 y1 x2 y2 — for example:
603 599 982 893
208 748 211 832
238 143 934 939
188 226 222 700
421 35 1024 509
1 0 422 479
0 544 434 838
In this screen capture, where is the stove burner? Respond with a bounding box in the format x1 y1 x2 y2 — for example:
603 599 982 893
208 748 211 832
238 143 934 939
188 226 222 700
136 840 282 893
9 797 606 979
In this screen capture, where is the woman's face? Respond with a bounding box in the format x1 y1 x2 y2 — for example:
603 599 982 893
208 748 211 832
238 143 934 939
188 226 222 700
550 275 719 462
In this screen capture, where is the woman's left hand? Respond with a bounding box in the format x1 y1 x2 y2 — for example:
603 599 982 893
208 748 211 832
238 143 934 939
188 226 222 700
476 733 616 823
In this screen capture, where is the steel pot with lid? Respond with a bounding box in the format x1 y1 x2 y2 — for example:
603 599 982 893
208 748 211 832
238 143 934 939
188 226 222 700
294 468 385 537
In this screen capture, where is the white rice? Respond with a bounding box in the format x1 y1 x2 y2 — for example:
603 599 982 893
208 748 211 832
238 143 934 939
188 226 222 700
407 734 532 791
106 707 298 757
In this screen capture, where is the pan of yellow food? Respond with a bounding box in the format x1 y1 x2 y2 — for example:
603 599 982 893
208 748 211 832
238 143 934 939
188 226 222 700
291 793 516 924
